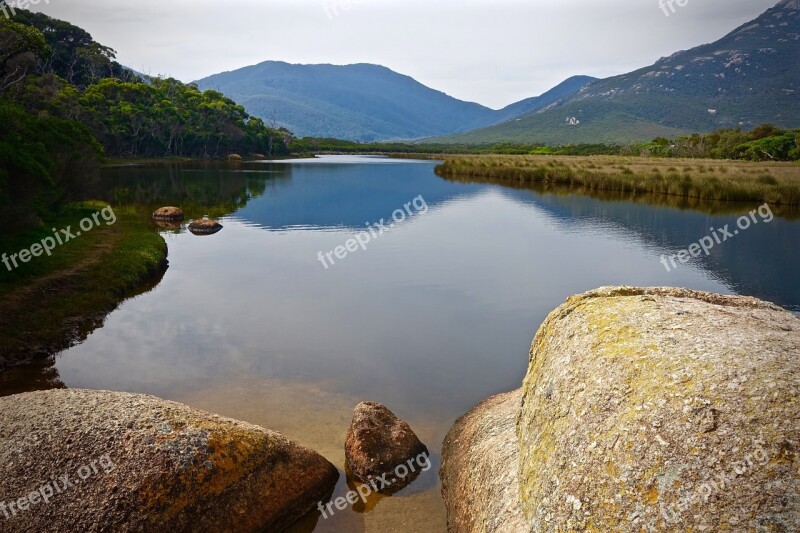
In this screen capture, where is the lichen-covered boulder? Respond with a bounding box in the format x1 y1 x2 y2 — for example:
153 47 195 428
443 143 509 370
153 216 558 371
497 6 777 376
0 389 339 532
345 402 428 490
521 287 800 531
441 287 800 532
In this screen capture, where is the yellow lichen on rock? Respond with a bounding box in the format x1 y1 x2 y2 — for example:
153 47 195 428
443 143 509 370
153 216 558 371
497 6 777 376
517 287 800 531
0 389 339 532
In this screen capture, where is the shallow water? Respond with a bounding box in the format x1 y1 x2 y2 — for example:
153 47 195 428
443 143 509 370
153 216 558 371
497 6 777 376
5 156 799 531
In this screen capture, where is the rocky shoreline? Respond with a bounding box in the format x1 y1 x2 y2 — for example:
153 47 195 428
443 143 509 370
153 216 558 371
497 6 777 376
0 391 432 531
2 286 798 531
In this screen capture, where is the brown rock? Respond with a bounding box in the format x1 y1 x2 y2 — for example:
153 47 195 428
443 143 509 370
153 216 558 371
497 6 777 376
0 389 339 532
152 206 184 222
227 154 242 161
188 218 223 235
344 402 428 491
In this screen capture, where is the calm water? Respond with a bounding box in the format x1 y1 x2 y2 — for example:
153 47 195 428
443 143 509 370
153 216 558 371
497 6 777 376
4 156 800 531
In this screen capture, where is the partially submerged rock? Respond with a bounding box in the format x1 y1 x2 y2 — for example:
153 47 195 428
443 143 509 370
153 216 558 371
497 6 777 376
227 154 242 161
188 218 223 235
0 389 338 532
345 402 428 491
152 206 184 222
441 287 800 532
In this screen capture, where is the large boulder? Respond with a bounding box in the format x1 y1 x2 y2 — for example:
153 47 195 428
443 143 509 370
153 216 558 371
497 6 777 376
345 401 428 491
0 389 338 532
440 389 527 532
441 287 800 532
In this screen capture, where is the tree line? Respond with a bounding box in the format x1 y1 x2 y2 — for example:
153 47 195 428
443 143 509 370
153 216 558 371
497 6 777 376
0 6 293 231
294 127 800 161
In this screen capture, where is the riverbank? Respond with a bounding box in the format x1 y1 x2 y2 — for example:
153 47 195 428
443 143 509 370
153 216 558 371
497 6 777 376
0 202 167 374
435 155 800 206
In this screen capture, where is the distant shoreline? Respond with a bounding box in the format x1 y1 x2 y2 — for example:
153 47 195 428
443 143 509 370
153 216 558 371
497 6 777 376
435 154 800 207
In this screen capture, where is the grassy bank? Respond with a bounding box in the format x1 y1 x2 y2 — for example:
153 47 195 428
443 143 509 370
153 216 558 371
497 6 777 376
435 155 800 206
0 202 168 372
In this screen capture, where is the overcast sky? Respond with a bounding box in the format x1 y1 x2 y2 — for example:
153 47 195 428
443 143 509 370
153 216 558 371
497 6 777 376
28 0 777 109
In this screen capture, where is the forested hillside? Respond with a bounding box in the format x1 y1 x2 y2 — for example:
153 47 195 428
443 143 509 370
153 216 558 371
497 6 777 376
0 6 292 231
195 61 500 141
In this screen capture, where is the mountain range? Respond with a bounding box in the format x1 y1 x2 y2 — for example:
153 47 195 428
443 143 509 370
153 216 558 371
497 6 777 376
196 0 799 144
438 0 800 144
195 63 595 141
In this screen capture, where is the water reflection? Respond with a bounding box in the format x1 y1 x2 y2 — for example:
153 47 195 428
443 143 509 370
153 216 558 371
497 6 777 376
97 161 291 223
440 174 800 313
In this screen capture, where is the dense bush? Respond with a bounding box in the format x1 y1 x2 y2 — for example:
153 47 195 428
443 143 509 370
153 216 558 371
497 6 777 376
0 101 102 231
637 126 800 161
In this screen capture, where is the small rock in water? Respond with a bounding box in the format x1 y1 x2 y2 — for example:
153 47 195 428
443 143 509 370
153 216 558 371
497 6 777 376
344 401 428 492
152 206 184 222
188 218 223 235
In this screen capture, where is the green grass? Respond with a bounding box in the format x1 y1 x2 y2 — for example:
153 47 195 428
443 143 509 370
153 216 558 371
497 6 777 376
435 155 800 207
0 202 167 370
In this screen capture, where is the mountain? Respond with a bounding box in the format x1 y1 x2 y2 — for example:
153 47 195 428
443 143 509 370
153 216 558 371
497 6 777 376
490 75 596 124
437 0 800 145
194 62 593 141
195 62 496 141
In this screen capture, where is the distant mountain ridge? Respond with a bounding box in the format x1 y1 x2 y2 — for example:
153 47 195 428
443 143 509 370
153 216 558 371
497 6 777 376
196 1 798 144
438 0 800 144
490 76 597 124
195 62 594 141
